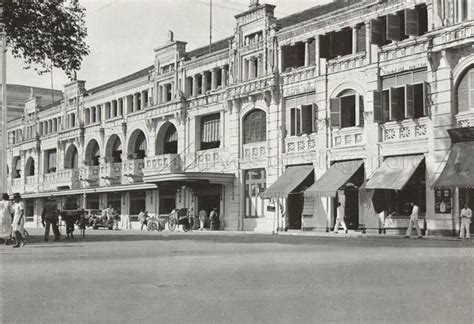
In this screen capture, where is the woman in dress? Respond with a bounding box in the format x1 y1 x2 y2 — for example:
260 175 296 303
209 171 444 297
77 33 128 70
12 193 26 248
0 193 13 245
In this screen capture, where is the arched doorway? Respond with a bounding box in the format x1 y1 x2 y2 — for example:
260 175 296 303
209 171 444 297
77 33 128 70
85 139 100 166
25 157 35 176
127 130 147 159
156 122 178 155
106 135 122 163
12 156 21 178
64 145 79 169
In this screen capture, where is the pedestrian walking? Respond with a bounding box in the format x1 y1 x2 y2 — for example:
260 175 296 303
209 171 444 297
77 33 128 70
333 202 348 234
459 203 472 239
63 211 77 240
77 210 87 239
138 210 148 231
209 208 219 231
199 209 208 230
42 197 61 241
188 207 195 231
0 193 14 245
404 201 422 239
11 193 26 248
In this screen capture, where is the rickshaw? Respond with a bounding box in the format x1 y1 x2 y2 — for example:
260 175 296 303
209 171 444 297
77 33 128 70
168 208 191 232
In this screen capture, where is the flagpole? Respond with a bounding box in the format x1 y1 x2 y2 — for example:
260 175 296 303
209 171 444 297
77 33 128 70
209 0 212 54
1 11 8 193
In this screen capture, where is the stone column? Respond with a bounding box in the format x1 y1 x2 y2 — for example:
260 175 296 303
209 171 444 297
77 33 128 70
141 91 146 109
192 75 199 97
352 26 358 54
243 59 248 81
257 55 263 77
249 58 256 79
112 100 117 118
202 72 208 94
222 66 228 86
118 98 123 116
211 68 218 90
305 40 310 66
133 93 139 112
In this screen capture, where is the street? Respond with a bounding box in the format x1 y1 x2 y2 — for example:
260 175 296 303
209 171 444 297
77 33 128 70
1 229 473 324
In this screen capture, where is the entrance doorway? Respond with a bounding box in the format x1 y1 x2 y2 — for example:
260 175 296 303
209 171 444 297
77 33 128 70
459 188 474 233
198 194 220 228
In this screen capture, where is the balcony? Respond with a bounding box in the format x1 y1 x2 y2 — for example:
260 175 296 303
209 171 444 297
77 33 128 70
382 118 429 143
189 148 234 173
285 134 317 155
55 169 81 189
332 127 365 148
41 173 57 192
25 175 39 193
143 154 182 177
11 178 23 194
122 159 145 184
226 74 275 100
327 52 366 74
242 142 267 161
80 166 100 187
100 162 122 186
456 111 474 128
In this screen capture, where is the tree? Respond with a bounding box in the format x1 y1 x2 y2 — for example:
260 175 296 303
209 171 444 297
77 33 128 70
3 0 89 79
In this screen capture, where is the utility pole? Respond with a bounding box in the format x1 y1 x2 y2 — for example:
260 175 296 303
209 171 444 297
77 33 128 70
0 3 8 193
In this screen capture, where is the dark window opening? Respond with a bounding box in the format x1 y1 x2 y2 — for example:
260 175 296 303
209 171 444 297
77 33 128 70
164 125 178 154
282 43 305 71
289 105 314 136
341 95 356 128
320 28 353 60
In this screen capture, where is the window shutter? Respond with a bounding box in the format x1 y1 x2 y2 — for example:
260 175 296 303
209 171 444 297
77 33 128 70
405 84 415 118
308 40 316 66
390 87 400 121
301 105 313 134
423 81 430 117
371 18 384 46
386 14 401 41
330 98 341 128
296 107 302 135
373 90 383 123
290 108 296 136
312 103 318 133
404 8 419 36
357 24 366 53
358 96 365 127
382 90 390 123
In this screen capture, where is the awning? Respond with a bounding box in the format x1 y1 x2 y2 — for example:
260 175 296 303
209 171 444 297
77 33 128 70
433 142 474 188
144 172 235 184
365 155 424 190
261 165 313 199
304 160 363 198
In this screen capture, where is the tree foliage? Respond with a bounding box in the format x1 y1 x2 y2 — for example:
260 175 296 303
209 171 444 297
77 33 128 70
3 0 90 79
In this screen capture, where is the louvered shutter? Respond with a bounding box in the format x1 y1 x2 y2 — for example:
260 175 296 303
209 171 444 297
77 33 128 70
386 14 401 41
423 81 430 117
357 24 366 53
371 18 384 46
330 98 341 128
308 40 316 66
301 105 313 134
382 90 390 123
390 87 400 121
405 8 419 36
405 84 415 118
358 96 365 127
373 90 383 123
290 108 296 136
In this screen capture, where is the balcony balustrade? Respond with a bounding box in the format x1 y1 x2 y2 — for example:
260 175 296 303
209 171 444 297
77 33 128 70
285 134 317 154
100 162 122 186
122 159 145 184
382 118 429 143
80 166 100 187
332 127 365 148
143 154 182 177
55 169 81 189
242 142 267 161
11 178 23 194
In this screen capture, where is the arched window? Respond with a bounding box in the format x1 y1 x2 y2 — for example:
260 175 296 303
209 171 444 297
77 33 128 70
13 157 21 178
127 130 147 159
457 66 474 113
164 124 178 154
25 157 35 176
243 110 266 144
330 89 364 128
85 140 100 166
106 135 122 163
65 145 79 169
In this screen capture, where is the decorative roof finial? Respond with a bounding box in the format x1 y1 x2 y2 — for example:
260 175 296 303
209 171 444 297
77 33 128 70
249 0 259 8
168 30 174 42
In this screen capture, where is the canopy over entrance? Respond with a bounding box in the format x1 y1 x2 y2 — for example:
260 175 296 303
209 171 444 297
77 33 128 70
261 165 314 199
304 160 363 198
433 128 474 188
365 155 424 190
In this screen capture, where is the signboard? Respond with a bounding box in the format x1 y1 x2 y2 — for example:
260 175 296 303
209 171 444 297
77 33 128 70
435 189 452 214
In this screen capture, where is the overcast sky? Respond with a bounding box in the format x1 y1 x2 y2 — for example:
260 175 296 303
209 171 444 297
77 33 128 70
7 0 330 91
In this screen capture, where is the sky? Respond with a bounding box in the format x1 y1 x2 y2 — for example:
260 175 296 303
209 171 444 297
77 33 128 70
6 0 331 91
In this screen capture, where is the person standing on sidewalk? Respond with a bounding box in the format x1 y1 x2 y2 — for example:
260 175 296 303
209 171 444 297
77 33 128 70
0 193 13 245
11 193 26 248
404 201 422 239
459 203 472 239
199 209 208 230
333 202 348 234
42 197 61 241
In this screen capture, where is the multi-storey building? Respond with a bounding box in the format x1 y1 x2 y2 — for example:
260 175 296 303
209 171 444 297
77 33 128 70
5 0 474 234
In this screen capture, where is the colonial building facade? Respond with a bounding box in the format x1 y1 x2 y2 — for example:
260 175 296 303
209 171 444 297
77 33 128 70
6 0 474 234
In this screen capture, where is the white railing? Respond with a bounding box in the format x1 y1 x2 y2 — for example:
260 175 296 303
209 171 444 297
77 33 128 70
456 111 474 128
327 52 366 73
143 154 181 176
383 118 429 142
11 178 23 193
55 169 81 188
332 127 365 148
122 159 145 183
285 134 317 154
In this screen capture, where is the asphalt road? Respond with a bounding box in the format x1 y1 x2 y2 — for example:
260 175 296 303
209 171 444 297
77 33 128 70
1 229 473 324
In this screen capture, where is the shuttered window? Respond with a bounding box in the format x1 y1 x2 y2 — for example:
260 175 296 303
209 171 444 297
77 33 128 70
47 150 57 173
200 113 221 149
356 24 366 53
456 67 474 113
308 39 316 66
244 110 266 144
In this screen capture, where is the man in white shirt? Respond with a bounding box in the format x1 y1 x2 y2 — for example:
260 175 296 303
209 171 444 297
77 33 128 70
405 202 422 239
459 203 472 239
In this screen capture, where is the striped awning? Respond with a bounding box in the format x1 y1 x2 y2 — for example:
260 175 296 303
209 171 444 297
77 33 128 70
261 165 314 199
433 142 474 188
201 114 220 143
304 160 363 197
365 155 424 190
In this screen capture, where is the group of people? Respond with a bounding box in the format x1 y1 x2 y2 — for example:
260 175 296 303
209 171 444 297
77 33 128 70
0 193 27 248
102 205 120 230
197 208 219 231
